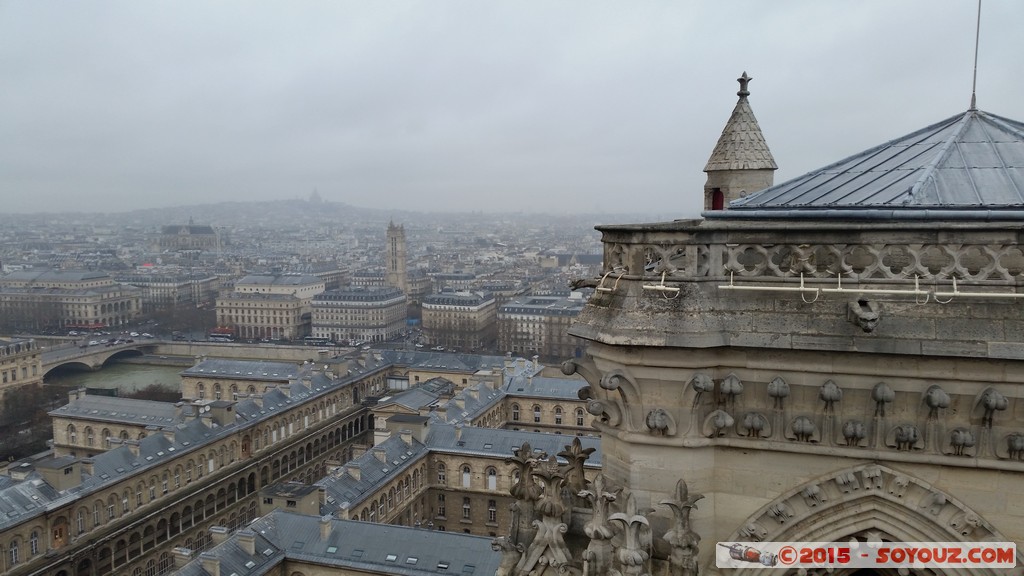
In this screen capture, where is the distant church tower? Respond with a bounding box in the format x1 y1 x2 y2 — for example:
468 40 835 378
703 72 778 210
385 221 408 294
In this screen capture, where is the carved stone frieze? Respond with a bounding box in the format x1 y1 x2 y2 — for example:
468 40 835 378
726 464 1012 554
601 241 1024 283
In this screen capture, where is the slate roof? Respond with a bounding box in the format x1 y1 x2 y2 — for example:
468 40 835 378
704 72 778 172
317 434 429 510
716 108 1024 219
176 510 501 576
181 359 301 382
316 423 601 513
49 395 179 426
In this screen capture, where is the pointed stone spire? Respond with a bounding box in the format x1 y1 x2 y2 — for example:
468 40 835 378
702 72 778 211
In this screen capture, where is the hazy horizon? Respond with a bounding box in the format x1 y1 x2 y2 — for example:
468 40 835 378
3 1 1022 216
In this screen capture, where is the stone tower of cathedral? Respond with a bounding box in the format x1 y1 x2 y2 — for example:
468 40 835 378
703 72 777 211
386 221 409 295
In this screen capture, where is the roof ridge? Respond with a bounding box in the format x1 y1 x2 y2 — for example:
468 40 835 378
907 110 975 203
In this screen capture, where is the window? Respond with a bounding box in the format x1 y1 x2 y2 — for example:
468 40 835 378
149 482 156 500
488 500 497 523
263 497 273 505
511 404 520 421
576 408 585 427
462 466 471 488
10 541 18 566
462 497 471 519
77 510 85 534
93 503 101 526
437 463 446 484
437 494 446 517
533 405 541 423
162 474 169 494
286 500 297 508
487 468 497 490
30 532 38 556
555 407 563 425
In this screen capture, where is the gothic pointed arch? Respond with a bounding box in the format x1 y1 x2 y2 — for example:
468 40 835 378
722 464 1022 576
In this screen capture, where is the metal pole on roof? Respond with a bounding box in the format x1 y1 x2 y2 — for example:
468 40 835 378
969 0 981 111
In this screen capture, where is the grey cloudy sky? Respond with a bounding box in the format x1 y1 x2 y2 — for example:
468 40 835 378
2 1 1022 217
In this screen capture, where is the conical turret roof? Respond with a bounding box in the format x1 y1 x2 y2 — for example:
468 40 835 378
716 108 1024 219
704 72 778 172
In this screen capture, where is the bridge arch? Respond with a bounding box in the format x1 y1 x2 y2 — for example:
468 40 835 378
722 464 1022 576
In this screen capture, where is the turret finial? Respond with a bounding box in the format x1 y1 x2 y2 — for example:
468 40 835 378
737 72 751 98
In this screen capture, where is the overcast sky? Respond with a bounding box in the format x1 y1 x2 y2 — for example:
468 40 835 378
2 1 1022 217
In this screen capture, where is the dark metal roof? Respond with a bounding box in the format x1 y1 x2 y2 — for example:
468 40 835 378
713 109 1024 219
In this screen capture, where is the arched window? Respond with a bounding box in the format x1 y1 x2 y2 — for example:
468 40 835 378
77 510 86 534
120 430 129 441
511 404 520 421
214 383 222 400
576 408 585 427
437 463 446 484
197 383 205 399
30 532 39 556
462 465 471 488
10 540 19 565
67 424 77 443
533 405 542 423
488 499 497 523
462 497 471 519
85 426 94 447
437 494 446 517
486 467 497 490
102 428 111 448
554 407 563 425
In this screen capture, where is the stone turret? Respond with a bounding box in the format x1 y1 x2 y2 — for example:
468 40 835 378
703 72 777 211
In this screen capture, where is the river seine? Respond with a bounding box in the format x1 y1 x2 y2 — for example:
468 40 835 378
44 361 185 394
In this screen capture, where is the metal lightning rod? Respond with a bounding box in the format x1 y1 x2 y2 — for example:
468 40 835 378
969 0 981 111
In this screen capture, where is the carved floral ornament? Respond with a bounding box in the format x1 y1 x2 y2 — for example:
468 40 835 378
567 361 1021 461
498 436 710 576
725 464 1020 576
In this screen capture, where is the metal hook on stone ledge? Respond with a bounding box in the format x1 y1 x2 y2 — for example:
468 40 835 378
642 271 680 299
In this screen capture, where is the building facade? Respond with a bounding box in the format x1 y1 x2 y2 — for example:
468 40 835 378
312 286 407 344
498 293 588 362
0 270 142 331
0 338 41 397
116 274 219 313
421 292 497 352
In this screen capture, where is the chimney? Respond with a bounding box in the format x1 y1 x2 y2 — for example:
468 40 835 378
124 439 141 458
174 401 186 421
455 425 463 442
250 394 263 408
320 515 333 540
372 447 387 463
532 355 539 371
466 386 479 402
452 397 465 411
345 463 361 481
161 427 175 443
400 429 413 446
236 529 256 555
504 353 513 371
68 388 84 402
210 525 229 545
80 458 94 476
199 552 220 576
172 547 194 569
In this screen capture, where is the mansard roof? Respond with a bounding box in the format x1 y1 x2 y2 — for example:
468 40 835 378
716 108 1024 219
703 72 778 172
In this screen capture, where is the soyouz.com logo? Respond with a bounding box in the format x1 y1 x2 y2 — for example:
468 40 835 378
716 541 1017 569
